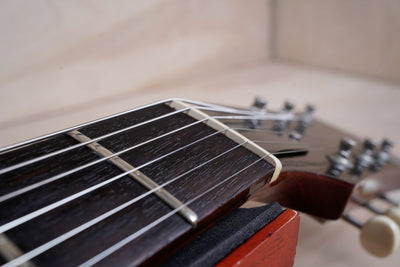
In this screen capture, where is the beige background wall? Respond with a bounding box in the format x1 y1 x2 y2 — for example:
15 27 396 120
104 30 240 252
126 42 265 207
0 0 270 142
274 0 400 82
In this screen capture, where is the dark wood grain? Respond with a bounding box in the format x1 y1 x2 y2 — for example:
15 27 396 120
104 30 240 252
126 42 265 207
0 102 276 266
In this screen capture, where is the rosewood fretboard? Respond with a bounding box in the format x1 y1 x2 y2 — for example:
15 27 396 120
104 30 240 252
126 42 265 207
0 100 276 266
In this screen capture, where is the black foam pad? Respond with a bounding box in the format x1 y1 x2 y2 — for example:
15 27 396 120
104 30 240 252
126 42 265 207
162 202 282 267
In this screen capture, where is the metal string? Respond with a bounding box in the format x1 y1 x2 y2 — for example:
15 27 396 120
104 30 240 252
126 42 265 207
1 147 314 266
0 99 321 266
0 118 207 203
0 141 247 267
0 105 297 176
0 126 227 234
0 99 174 154
0 113 298 203
0 107 191 175
79 156 268 267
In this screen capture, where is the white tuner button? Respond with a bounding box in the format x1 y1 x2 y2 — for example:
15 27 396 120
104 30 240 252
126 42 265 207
356 179 380 198
360 215 400 257
386 207 400 226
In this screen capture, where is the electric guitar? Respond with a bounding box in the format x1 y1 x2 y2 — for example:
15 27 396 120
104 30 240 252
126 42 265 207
0 98 398 266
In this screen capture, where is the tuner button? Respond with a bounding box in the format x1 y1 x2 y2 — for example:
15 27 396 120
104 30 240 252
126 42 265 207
386 207 400 226
360 215 400 257
355 179 381 198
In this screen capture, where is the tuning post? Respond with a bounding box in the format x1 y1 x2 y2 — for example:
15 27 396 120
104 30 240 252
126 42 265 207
351 139 376 177
247 97 267 129
371 139 393 171
342 213 400 257
380 193 399 207
289 104 315 142
351 197 385 215
273 101 294 136
326 137 357 177
352 196 400 228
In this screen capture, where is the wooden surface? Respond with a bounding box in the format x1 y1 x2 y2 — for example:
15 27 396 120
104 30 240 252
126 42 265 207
216 209 299 267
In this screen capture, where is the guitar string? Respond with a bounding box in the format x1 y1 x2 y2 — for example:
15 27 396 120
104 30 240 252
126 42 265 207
5 149 304 267
0 120 310 236
0 106 297 175
232 127 339 142
0 118 207 203
0 114 301 203
79 156 269 267
0 107 191 175
0 100 327 263
0 126 227 234
1 140 318 267
0 97 270 154
0 140 247 267
0 99 174 154
0 98 226 153
0 146 311 266
0 104 319 264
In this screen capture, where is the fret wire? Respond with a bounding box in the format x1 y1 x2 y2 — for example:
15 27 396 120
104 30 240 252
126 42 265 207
78 155 267 267
0 147 317 266
0 114 295 203
0 125 226 234
68 130 198 225
0 99 309 265
0 97 256 154
1 142 246 267
0 107 191 175
0 99 174 153
0 105 293 175
0 118 206 203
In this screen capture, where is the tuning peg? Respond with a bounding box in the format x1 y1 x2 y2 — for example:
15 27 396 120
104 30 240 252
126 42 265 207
355 179 381 198
343 213 400 257
386 207 400 226
371 139 393 171
273 101 294 135
352 196 400 229
247 97 267 129
290 104 315 141
355 179 399 208
351 139 376 177
326 138 357 177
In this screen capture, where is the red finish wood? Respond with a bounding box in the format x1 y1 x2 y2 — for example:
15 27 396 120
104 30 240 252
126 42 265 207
253 171 354 220
216 209 300 267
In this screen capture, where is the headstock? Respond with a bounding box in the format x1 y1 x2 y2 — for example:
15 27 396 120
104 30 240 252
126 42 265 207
193 97 400 257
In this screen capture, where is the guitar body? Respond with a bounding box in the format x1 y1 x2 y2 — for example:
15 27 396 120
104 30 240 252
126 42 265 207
216 209 299 267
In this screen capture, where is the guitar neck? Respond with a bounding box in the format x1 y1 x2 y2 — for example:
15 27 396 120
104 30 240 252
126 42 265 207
0 100 278 266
